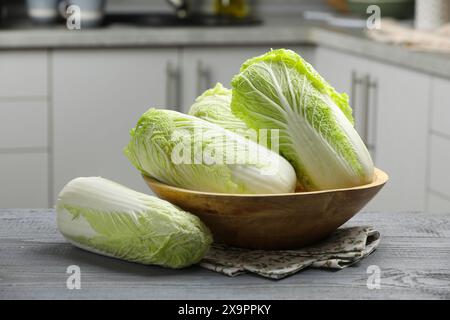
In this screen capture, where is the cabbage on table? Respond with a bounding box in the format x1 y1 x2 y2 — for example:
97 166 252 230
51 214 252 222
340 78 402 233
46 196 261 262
57 177 212 269
231 49 374 191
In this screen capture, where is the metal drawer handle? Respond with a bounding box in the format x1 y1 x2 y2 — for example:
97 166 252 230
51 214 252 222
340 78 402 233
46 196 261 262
166 61 181 112
362 74 371 149
367 79 378 158
351 70 365 120
351 71 378 159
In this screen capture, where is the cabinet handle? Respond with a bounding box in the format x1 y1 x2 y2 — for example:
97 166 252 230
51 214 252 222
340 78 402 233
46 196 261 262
362 74 371 150
368 78 378 159
351 70 364 121
166 61 181 112
352 71 377 158
362 75 379 157
350 70 358 107
197 61 212 96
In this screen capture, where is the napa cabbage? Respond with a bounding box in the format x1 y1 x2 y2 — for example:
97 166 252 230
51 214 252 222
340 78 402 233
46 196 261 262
231 49 374 191
189 83 249 133
124 108 296 194
56 177 212 269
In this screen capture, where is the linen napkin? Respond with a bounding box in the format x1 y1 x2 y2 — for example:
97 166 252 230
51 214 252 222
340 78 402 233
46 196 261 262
199 226 380 279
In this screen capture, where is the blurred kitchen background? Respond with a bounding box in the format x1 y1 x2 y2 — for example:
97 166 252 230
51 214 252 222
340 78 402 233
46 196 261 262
1 0 449 214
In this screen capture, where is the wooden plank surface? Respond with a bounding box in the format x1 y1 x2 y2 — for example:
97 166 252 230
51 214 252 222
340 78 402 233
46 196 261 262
1 209 449 300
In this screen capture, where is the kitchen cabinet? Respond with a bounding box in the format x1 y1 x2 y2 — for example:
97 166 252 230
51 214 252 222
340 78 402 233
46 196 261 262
368 61 430 212
53 49 179 200
431 76 450 137
0 101 48 150
316 47 431 212
428 76 450 213
427 192 450 214
429 134 450 199
0 50 50 208
0 153 48 208
1 44 445 212
0 51 47 98
181 46 313 111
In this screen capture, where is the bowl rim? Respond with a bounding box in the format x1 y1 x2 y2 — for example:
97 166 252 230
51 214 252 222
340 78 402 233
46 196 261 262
142 167 389 198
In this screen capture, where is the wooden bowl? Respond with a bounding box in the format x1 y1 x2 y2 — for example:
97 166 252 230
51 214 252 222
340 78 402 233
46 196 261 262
143 168 388 249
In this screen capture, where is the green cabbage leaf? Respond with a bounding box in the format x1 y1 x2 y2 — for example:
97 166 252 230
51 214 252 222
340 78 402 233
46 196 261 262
124 108 297 194
231 49 374 190
189 83 250 133
56 177 212 269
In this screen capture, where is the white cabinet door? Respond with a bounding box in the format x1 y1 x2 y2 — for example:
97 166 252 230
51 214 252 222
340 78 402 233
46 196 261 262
430 76 450 137
0 153 48 208
0 50 48 98
53 49 178 201
0 101 48 150
427 192 450 214
313 47 431 211
181 46 314 111
365 62 430 212
0 50 49 208
429 134 450 199
428 76 450 214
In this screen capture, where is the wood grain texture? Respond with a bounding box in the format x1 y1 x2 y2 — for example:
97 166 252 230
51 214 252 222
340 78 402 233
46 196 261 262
0 209 449 300
143 169 388 249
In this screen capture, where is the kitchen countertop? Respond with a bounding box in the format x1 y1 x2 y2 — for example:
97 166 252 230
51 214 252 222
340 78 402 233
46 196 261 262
1 209 449 300
1 17 450 79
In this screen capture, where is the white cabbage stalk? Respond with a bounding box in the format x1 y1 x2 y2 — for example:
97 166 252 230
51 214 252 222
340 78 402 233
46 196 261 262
124 108 297 194
231 49 374 191
56 177 212 269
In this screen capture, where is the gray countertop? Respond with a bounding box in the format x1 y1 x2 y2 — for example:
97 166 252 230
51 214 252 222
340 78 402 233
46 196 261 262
1 209 449 300
1 17 450 79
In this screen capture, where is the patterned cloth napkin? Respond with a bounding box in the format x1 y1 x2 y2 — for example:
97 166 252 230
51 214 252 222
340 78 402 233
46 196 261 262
199 226 380 279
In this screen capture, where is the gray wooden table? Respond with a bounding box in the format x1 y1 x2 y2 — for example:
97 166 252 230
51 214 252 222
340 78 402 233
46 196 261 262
1 209 449 300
